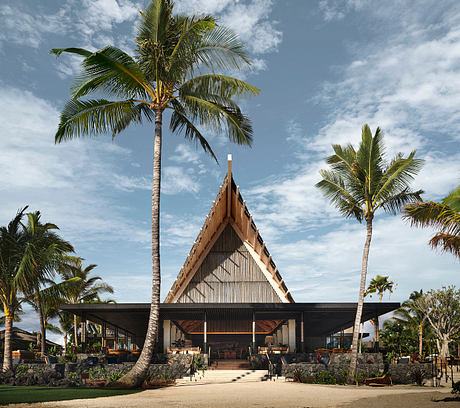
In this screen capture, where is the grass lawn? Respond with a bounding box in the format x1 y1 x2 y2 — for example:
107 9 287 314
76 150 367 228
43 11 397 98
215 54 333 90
0 385 142 405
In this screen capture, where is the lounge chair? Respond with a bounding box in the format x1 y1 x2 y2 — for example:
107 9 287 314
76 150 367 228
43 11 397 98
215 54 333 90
364 374 392 386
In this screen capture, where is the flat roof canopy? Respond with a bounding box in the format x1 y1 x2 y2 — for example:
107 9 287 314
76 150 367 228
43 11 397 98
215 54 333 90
62 302 399 340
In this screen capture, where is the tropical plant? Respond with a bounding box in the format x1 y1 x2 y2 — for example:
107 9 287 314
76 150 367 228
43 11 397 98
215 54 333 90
18 211 74 356
365 274 396 349
58 259 113 348
51 0 258 387
0 208 28 371
413 286 460 358
403 185 460 259
315 124 424 382
394 290 429 356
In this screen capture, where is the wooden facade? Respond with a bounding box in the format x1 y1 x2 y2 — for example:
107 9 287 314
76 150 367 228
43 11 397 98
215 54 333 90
165 156 294 304
177 225 283 303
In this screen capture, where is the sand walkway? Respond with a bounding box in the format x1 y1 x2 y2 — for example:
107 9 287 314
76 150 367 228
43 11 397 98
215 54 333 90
7 382 456 408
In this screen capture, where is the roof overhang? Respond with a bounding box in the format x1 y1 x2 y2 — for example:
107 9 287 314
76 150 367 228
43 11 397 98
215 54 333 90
62 302 399 339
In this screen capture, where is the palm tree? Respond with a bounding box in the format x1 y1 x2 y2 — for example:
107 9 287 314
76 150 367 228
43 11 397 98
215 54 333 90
58 260 113 348
0 208 28 371
17 212 74 356
51 0 258 387
394 290 427 356
403 185 460 259
365 275 396 350
315 124 423 382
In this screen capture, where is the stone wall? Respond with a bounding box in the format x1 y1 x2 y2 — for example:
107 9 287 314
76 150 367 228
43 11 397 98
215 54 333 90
0 353 197 387
388 363 433 385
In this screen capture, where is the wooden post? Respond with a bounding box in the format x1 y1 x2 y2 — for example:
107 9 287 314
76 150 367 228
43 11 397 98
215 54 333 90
163 320 171 353
252 312 256 352
288 319 296 352
301 312 305 352
80 314 86 352
227 154 232 218
203 311 207 354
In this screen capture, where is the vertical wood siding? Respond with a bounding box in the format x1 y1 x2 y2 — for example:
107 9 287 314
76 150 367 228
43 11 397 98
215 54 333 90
177 225 282 303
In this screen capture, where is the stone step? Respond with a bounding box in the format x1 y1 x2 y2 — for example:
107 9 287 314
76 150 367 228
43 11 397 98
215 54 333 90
176 369 271 385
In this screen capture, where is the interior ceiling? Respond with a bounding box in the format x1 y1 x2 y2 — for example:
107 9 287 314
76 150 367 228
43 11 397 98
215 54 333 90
175 319 283 335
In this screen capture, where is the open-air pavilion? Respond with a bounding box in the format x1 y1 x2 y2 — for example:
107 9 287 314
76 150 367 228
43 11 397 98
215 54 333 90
63 156 399 360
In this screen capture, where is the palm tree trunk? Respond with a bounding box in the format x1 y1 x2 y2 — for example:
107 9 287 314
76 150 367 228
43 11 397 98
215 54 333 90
418 324 423 356
118 109 163 388
36 293 46 357
73 314 78 347
348 217 373 384
374 317 379 352
2 310 13 372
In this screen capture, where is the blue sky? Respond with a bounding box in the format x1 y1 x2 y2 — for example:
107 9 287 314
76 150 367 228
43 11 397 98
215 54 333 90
0 0 459 341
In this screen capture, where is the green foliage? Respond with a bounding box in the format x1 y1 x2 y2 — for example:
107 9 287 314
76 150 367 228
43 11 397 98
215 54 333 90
67 371 78 380
160 372 172 380
108 370 126 382
86 367 107 380
292 368 306 383
15 365 28 376
403 184 460 259
365 275 396 301
314 371 337 385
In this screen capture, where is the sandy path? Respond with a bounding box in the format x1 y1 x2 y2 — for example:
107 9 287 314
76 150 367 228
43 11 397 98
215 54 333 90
7 382 455 408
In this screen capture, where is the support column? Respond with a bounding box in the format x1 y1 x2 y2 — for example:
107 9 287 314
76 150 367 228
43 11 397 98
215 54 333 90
301 312 305 352
374 313 380 352
101 323 106 349
80 314 86 353
282 324 289 346
288 319 296 352
163 320 171 353
203 312 207 354
252 312 256 352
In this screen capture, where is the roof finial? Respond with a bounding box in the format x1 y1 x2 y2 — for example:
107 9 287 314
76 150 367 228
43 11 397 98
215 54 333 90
227 154 232 178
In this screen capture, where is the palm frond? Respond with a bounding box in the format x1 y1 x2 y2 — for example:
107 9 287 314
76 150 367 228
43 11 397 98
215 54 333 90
377 189 424 215
180 94 253 146
112 103 155 138
69 46 151 99
170 100 218 162
429 233 460 258
55 99 137 142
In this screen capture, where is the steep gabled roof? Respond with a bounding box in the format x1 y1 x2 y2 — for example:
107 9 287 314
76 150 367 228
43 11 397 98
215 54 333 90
165 155 294 304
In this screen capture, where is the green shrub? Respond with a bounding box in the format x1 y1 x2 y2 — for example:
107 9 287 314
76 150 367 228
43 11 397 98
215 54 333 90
292 368 306 383
108 371 125 382
15 365 28 377
452 381 460 395
314 371 337 385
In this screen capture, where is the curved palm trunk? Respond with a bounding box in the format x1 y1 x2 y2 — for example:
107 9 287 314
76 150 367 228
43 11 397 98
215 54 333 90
73 314 78 347
418 324 424 356
36 293 46 356
2 312 13 372
118 109 163 388
348 218 373 384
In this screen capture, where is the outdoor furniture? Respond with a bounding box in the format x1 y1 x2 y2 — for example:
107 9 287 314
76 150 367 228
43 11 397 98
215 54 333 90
364 374 392 386
258 346 289 354
332 348 345 353
314 348 330 354
167 346 201 355
397 357 410 364
44 356 58 364
12 350 35 360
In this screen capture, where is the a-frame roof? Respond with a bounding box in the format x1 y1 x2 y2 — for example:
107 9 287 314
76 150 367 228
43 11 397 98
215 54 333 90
165 156 294 304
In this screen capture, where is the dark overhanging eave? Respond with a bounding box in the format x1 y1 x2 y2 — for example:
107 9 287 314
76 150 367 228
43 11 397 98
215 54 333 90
61 302 400 314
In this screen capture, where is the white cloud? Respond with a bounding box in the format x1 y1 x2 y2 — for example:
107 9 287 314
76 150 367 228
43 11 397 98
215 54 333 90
0 87 151 246
170 143 201 164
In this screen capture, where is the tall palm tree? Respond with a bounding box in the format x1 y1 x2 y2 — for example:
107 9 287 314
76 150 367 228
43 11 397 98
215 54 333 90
0 208 28 371
17 212 74 356
365 275 396 349
403 185 460 259
315 124 423 382
394 290 427 356
51 0 258 387
58 260 113 348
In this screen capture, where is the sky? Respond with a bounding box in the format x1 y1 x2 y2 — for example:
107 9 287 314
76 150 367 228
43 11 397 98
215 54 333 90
0 0 459 344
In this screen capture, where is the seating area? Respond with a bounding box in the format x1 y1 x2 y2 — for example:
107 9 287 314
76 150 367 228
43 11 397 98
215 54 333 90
167 346 201 355
258 345 289 354
209 342 245 360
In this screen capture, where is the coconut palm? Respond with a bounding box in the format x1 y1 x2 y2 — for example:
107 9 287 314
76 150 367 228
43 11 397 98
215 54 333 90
394 290 428 356
58 260 113 348
51 0 258 386
403 185 460 259
18 212 74 356
0 208 28 371
315 124 423 382
365 275 396 349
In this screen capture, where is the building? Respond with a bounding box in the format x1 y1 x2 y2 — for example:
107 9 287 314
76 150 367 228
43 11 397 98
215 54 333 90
63 156 398 356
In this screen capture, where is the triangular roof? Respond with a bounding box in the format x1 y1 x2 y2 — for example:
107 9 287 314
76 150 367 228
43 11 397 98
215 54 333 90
165 155 294 304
